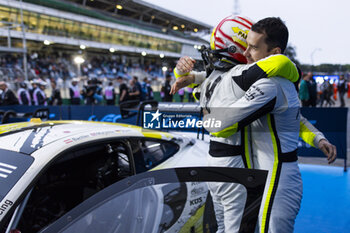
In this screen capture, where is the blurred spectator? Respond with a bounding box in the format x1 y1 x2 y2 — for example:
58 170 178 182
140 77 147 101
69 78 81 105
82 78 103 105
185 86 194 102
49 80 62 105
33 81 48 106
142 77 153 100
160 87 165 100
116 76 131 117
129 77 141 101
104 81 115 105
29 79 39 105
306 72 317 107
338 75 347 107
319 80 328 107
178 88 185 102
116 76 129 103
0 81 18 105
299 74 310 107
323 80 335 107
17 82 31 105
162 74 173 102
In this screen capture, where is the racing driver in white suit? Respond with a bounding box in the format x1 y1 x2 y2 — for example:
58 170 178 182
171 16 336 233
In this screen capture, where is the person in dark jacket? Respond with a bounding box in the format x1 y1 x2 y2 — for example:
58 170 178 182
0 81 18 105
338 75 347 107
142 77 153 100
162 74 173 102
129 77 141 101
17 82 31 105
29 79 39 105
116 76 129 103
306 72 317 107
82 78 103 105
49 80 62 105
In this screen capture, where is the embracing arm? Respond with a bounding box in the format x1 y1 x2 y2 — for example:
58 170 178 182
171 56 206 94
204 78 278 137
231 54 299 92
300 115 336 163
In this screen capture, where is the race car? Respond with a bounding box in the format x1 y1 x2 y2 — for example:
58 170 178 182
0 120 266 233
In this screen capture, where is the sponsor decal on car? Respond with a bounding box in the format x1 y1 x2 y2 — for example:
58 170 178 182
0 162 17 179
90 130 116 137
190 197 203 206
0 199 13 216
64 139 73 144
190 187 206 197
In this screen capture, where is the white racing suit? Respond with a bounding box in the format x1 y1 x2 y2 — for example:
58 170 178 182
175 54 326 233
202 64 326 232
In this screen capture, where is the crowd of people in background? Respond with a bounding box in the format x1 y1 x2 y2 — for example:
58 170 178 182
0 53 190 106
0 73 198 106
0 79 63 106
0 53 167 83
0 72 349 107
0 54 349 107
299 72 349 107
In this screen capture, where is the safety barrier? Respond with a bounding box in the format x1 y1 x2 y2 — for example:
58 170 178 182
299 107 348 171
0 105 347 170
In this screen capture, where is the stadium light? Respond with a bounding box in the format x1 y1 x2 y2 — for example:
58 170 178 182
74 56 85 65
74 56 85 77
173 26 179 30
43 40 51 45
116 5 123 10
181 24 185 29
80 45 86 50
162 66 167 72
151 15 155 19
141 51 147 56
109 48 115 53
159 53 165 58
194 28 198 32
194 45 198 49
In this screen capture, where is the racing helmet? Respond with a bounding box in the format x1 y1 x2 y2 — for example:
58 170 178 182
210 15 254 64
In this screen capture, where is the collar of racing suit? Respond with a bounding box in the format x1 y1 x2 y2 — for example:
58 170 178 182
206 60 238 77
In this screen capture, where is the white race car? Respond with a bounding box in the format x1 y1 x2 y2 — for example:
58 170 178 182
0 120 267 233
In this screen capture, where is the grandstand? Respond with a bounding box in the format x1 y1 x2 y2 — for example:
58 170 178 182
0 0 211 83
